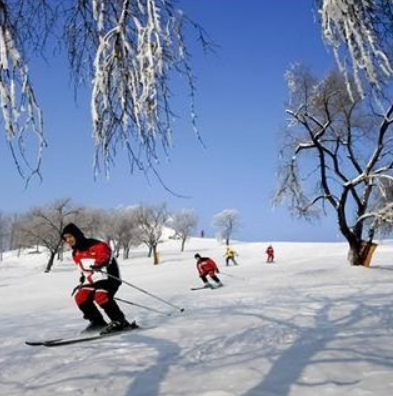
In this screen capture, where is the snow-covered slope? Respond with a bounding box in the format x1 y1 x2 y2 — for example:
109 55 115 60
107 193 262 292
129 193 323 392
1 238 393 396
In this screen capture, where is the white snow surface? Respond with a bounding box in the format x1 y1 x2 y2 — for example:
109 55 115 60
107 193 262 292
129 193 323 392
1 237 393 396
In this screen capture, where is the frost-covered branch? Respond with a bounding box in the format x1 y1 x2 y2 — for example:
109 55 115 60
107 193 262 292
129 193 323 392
274 149 335 218
0 0 208 182
320 0 393 97
67 0 208 176
356 176 393 228
0 0 48 180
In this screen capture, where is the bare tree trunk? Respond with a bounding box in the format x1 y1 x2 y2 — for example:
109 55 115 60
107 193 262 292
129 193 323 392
153 245 159 265
114 243 120 258
123 246 130 260
226 237 229 246
57 245 64 261
181 238 186 252
348 240 377 266
45 251 56 272
9 228 15 251
348 242 363 266
336 197 371 266
148 246 153 258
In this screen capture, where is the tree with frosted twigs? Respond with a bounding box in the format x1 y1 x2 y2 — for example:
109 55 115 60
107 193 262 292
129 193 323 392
8 214 27 256
18 198 80 272
7 213 20 252
0 0 209 180
0 211 9 261
275 65 393 266
74 207 110 242
212 209 240 246
110 207 140 259
171 209 198 252
319 0 393 97
134 203 169 264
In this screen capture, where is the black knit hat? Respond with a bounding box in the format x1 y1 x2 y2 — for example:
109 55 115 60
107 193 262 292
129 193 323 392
194 253 201 259
61 223 85 242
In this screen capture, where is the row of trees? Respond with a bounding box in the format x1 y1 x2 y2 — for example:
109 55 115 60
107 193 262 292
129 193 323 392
0 200 241 270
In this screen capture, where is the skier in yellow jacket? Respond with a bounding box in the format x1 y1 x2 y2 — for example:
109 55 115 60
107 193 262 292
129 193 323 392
224 247 239 266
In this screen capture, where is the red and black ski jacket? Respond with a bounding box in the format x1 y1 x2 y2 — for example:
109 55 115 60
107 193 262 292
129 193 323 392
72 239 122 285
196 257 219 276
62 223 121 286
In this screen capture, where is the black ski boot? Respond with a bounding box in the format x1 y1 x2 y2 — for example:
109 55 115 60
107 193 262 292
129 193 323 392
100 320 139 335
82 318 108 333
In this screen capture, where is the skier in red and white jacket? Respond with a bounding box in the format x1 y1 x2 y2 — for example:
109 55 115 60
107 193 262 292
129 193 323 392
62 223 137 334
194 253 223 289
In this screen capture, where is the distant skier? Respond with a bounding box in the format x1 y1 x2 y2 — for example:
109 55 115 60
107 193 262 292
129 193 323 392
62 223 137 334
194 253 223 288
266 245 275 263
224 246 239 266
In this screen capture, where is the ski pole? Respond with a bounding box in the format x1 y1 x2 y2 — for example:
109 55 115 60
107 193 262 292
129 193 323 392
115 297 172 316
220 271 247 281
97 270 185 313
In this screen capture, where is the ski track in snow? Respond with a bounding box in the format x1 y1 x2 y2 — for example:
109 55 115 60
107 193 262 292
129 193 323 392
1 238 393 396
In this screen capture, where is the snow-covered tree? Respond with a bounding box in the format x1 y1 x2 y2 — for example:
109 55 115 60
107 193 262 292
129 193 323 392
134 203 169 264
212 209 241 246
0 211 9 260
7 213 19 251
19 198 80 272
171 208 198 251
8 214 27 256
320 0 393 96
110 207 140 259
0 0 208 179
75 207 110 241
275 65 393 266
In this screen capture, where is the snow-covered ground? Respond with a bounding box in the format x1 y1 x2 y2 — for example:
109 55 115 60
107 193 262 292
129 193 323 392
1 238 393 396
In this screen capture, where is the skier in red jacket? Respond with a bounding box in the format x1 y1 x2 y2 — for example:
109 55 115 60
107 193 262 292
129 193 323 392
194 253 223 288
266 245 275 263
62 223 137 334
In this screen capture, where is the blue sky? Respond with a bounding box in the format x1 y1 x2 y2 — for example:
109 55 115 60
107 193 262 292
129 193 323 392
0 0 343 242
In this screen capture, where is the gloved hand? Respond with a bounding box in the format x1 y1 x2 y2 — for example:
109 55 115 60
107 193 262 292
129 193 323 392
71 284 81 296
71 273 86 296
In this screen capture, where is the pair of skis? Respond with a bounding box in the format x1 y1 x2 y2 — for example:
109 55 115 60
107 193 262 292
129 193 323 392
26 325 143 347
190 284 223 291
